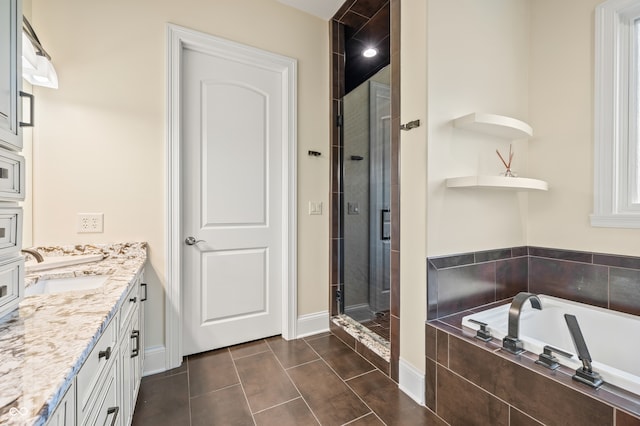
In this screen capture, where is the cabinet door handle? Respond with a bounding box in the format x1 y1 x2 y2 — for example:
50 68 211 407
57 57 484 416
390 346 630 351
19 91 34 128
129 296 137 303
131 330 140 358
106 406 119 426
98 346 112 360
0 285 6 297
141 283 147 301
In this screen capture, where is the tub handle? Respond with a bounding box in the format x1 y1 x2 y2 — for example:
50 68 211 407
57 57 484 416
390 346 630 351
535 345 573 370
467 319 492 342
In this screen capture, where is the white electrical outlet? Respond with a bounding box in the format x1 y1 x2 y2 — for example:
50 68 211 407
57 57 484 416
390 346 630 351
77 213 104 233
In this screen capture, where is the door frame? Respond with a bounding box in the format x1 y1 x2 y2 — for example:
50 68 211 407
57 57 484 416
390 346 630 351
164 23 297 370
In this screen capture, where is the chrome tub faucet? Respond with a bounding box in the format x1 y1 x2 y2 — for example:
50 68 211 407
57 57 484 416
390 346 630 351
502 292 542 355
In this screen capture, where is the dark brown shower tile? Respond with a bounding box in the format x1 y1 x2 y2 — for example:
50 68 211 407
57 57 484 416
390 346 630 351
512 246 528 257
133 372 190 426
529 258 609 308
334 0 357 20
330 321 356 349
353 5 390 45
436 364 509 426
347 369 436 425
307 335 375 380
496 257 528 300
253 398 318 426
436 329 448 367
355 341 389 375
529 247 593 263
266 336 319 369
341 11 369 36
331 284 339 316
447 334 614 426
288 359 370 425
594 253 640 270
509 407 544 426
331 20 340 53
331 239 340 284
350 0 389 18
190 384 253 426
475 248 513 263
390 314 400 382
436 262 496 317
429 253 475 269
610 268 640 316
229 339 270 359
390 0 400 57
436 311 471 330
617 410 640 426
187 348 238 397
425 324 437 361
391 186 400 251
390 249 400 316
425 357 436 411
234 351 300 413
427 262 439 320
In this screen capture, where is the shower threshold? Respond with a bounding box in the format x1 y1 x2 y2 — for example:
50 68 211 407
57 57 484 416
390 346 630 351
332 315 391 362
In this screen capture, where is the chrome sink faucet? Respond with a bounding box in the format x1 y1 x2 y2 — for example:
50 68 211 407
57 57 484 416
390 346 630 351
502 292 542 354
21 248 44 263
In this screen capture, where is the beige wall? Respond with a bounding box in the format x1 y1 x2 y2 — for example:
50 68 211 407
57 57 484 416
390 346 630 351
30 0 330 351
528 0 640 256
400 0 531 372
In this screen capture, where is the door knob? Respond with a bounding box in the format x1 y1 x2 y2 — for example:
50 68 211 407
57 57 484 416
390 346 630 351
185 236 205 245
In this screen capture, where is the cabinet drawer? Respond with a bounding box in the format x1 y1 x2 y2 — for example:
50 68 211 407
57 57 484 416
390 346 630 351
119 278 139 334
76 315 118 424
83 354 119 426
0 256 24 318
0 206 21 256
0 150 24 201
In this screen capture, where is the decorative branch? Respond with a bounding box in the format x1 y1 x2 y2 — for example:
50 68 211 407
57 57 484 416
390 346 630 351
496 144 515 176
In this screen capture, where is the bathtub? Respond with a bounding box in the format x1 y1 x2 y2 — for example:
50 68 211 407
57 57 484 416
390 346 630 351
461 295 640 395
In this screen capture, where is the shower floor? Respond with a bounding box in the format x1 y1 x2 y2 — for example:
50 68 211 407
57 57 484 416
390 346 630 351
359 310 390 341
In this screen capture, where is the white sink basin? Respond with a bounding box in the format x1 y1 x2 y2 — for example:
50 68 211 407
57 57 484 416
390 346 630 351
25 275 110 296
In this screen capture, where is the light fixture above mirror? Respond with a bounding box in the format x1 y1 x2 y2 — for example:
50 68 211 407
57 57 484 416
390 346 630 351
22 17 58 89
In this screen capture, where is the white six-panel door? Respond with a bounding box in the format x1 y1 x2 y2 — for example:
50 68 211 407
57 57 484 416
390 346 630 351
181 41 285 355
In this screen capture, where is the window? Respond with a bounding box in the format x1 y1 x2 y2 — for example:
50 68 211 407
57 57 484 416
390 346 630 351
592 0 640 227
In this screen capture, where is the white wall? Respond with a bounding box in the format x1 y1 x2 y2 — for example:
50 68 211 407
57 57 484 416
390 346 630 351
400 0 531 373
30 0 330 352
528 0 640 256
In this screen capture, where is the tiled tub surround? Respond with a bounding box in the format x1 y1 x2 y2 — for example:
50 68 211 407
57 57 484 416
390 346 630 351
425 318 640 425
427 246 640 320
0 242 147 426
425 246 640 425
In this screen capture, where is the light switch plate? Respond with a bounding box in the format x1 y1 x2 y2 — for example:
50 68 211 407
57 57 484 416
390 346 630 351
77 213 104 233
309 201 323 215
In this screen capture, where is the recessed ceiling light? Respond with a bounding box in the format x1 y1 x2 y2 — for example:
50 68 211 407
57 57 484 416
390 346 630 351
362 48 378 58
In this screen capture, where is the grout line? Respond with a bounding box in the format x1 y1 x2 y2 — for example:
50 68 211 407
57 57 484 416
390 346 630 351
341 412 377 425
230 346 257 426
186 356 192 426
251 396 303 416
270 341 323 425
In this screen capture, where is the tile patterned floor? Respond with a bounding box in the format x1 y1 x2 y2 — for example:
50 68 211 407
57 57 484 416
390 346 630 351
132 332 440 425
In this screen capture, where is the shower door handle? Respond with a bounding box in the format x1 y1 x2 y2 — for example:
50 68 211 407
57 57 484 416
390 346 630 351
381 209 391 240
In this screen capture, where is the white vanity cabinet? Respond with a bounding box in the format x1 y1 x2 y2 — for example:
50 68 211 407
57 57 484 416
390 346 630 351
0 0 23 151
45 382 75 426
46 268 146 426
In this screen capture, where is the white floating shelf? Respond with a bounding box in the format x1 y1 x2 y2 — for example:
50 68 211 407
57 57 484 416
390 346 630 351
453 113 533 140
446 176 549 191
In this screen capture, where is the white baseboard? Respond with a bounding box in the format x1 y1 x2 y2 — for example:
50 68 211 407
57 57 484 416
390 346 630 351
296 311 329 338
398 357 425 405
143 345 167 376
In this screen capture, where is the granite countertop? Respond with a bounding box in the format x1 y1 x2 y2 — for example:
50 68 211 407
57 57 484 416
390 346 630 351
0 242 147 426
